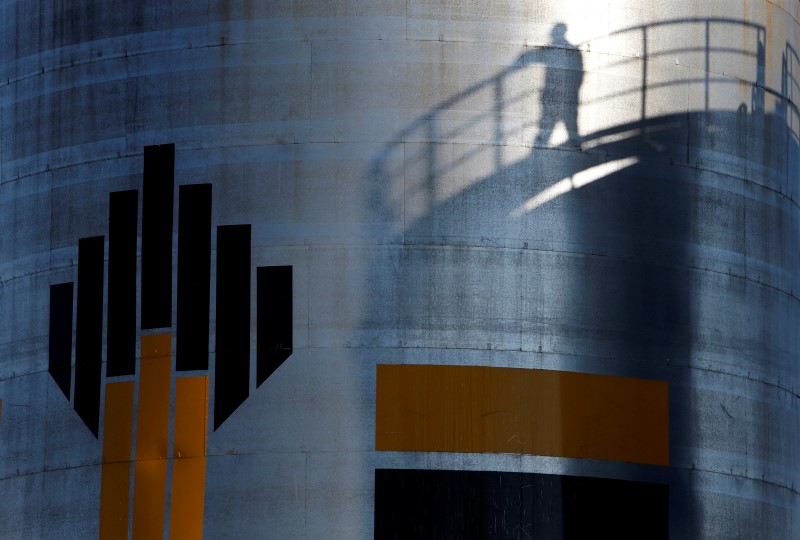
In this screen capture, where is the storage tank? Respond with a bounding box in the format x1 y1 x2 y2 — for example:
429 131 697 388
1 1 798 538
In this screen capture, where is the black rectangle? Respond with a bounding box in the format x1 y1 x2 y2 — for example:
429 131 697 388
141 143 175 329
107 190 138 377
49 282 74 400
74 236 104 437
375 469 668 540
177 184 212 371
214 224 251 429
256 266 292 387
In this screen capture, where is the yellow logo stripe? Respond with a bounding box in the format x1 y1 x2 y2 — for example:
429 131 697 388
376 364 669 466
99 381 134 539
169 376 209 540
132 334 172 539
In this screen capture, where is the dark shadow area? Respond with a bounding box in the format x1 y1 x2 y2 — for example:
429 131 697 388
375 469 668 539
367 17 800 538
525 23 583 148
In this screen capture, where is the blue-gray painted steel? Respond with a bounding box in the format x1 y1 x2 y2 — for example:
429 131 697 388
1 1 799 538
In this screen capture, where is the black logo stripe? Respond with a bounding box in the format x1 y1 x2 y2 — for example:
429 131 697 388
177 184 212 372
141 144 175 330
214 224 251 430
107 190 138 377
48 282 73 400
256 265 293 387
74 236 104 436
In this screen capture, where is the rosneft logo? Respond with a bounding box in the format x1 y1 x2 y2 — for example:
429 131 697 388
47 144 293 539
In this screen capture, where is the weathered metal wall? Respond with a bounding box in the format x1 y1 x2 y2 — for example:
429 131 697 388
1 0 799 537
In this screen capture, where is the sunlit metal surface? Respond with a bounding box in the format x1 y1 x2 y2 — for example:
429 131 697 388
510 156 640 215
1 1 799 537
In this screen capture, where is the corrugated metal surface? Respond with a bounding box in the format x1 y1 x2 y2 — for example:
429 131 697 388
1 1 799 537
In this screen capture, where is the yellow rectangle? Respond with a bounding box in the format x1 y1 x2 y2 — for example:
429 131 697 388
132 459 168 540
102 381 135 462
376 364 669 466
141 332 171 358
173 377 208 458
132 334 172 540
136 336 172 461
100 462 133 540
169 458 207 540
99 381 135 540
169 376 209 540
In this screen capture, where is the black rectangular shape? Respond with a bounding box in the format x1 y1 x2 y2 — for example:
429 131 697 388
141 143 175 329
49 283 74 400
107 190 138 377
74 236 104 437
177 184 212 371
256 265 292 387
374 469 668 540
214 224 251 429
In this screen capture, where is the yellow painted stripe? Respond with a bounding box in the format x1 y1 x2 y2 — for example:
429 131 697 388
132 334 171 540
169 376 209 540
99 381 135 540
141 332 172 360
132 459 169 539
102 382 136 461
376 364 669 466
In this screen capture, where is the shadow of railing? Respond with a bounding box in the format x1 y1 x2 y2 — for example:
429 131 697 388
370 17 800 225
365 16 800 538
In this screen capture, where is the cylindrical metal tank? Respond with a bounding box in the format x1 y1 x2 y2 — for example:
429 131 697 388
1 1 798 538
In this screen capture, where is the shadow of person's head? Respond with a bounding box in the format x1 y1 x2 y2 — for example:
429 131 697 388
551 22 568 45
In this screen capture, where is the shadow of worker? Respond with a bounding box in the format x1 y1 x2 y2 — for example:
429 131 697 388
521 23 583 148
